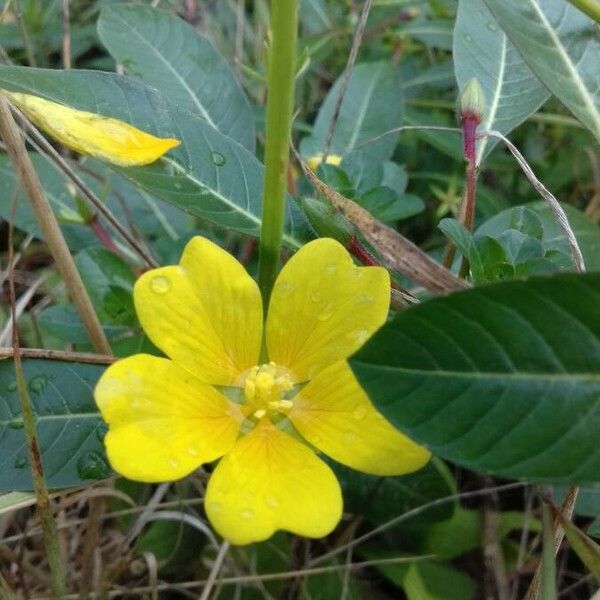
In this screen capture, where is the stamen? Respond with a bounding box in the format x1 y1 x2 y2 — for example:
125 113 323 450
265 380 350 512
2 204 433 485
253 409 266 419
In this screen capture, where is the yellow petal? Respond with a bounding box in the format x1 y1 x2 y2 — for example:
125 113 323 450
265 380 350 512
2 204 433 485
205 420 342 545
134 236 263 386
5 92 180 166
305 153 343 171
266 238 390 381
95 354 242 482
290 361 431 476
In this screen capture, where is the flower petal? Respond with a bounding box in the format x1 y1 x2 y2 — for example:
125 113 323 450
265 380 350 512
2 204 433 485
205 420 342 545
95 354 241 482
134 236 263 386
266 238 390 381
290 361 431 476
5 92 179 166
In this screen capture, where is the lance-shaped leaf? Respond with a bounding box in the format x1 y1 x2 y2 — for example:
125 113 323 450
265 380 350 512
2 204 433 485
98 3 256 151
0 66 309 247
351 273 600 484
0 359 110 491
454 0 549 163
483 0 600 143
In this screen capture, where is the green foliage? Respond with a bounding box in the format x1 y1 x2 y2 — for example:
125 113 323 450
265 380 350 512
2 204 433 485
352 273 600 484
0 360 109 491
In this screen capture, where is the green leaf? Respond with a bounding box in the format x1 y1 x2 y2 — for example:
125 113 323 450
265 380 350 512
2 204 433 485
454 0 549 163
359 187 425 223
351 273 600 484
0 359 109 491
0 66 309 248
477 202 600 271
551 503 600 584
438 218 472 257
337 458 456 527
399 19 454 50
98 4 255 151
483 0 600 143
300 62 404 160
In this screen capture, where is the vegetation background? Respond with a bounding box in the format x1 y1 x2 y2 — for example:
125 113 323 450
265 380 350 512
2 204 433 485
0 0 599 598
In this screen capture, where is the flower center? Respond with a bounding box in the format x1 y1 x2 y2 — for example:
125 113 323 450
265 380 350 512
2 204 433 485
243 362 294 418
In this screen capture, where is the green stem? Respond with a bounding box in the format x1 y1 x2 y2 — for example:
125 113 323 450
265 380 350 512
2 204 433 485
541 499 557 600
566 0 600 24
257 0 299 306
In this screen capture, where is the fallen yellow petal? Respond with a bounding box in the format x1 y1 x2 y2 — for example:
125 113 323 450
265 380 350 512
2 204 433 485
4 91 180 167
306 152 343 171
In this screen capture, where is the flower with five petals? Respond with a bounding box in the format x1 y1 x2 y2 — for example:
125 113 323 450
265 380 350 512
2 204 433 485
94 236 430 544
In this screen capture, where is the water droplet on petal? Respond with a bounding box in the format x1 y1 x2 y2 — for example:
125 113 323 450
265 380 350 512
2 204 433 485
211 151 226 166
209 501 221 513
317 303 333 321
276 281 294 297
310 290 322 303
168 457 180 469
348 268 364 280
13 457 27 469
356 294 373 305
324 263 338 275
265 495 279 509
77 451 110 480
352 406 367 420
187 444 201 457
240 508 254 520
351 329 369 344
150 276 171 294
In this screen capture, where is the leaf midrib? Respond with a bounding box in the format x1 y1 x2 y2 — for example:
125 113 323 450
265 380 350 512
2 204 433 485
353 362 600 382
105 7 216 127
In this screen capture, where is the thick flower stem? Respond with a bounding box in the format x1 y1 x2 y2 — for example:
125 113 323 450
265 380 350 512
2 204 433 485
566 0 600 24
257 0 299 307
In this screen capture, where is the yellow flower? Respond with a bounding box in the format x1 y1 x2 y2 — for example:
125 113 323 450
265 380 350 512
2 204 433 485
305 152 343 171
3 92 180 166
94 237 430 545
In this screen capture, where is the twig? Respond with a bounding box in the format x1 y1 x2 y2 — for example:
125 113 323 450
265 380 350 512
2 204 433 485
15 111 158 268
0 273 46 345
61 0 71 70
0 347 115 364
0 94 112 354
483 130 585 273
8 197 66 599
199 541 230 600
308 481 526 567
322 0 374 161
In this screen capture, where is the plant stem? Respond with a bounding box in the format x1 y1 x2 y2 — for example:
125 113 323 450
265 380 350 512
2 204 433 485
257 0 299 306
566 0 600 23
541 498 557 600
7 217 66 599
0 94 111 354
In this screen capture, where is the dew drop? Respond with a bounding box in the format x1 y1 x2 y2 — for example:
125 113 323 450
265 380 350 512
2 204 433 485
7 381 17 392
168 457 180 469
8 418 24 429
324 263 338 275
208 501 221 513
77 451 110 480
211 151 226 167
348 268 364 280
13 457 27 469
343 430 356 444
150 276 171 294
317 304 333 321
276 281 294 297
95 422 108 442
352 329 369 344
352 406 367 420
187 444 201 457
173 182 183 190
356 294 373 305
310 290 322 303
240 508 254 520
486 21 498 31
265 495 279 509
464 33 473 42
28 375 47 395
